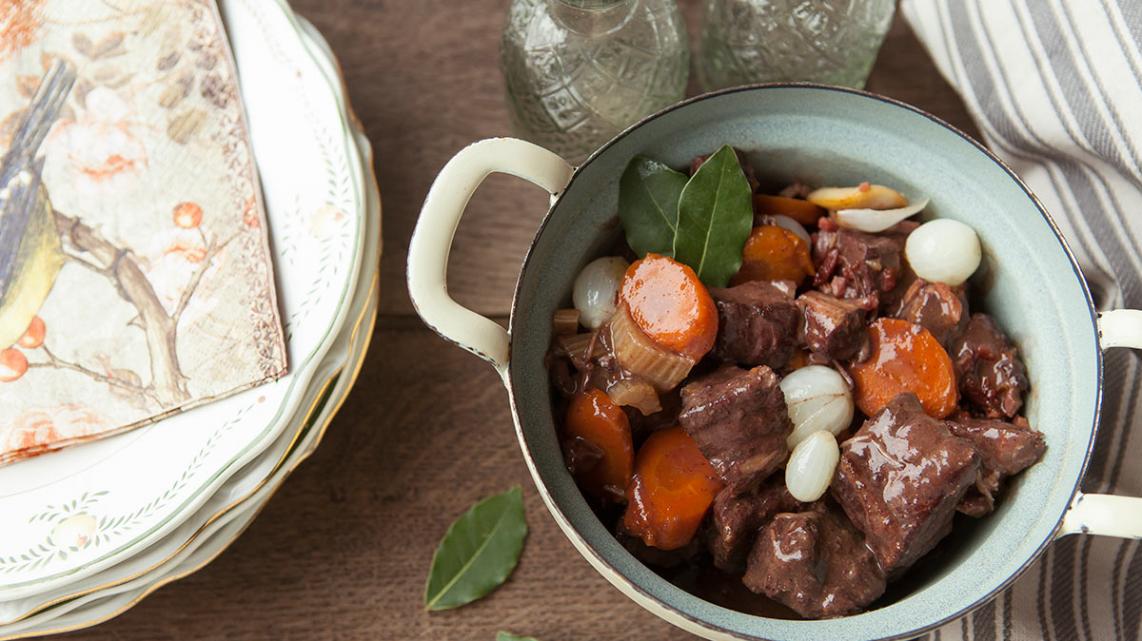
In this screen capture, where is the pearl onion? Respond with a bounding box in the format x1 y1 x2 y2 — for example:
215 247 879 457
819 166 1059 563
780 365 854 449
785 430 841 503
905 219 982 286
767 215 811 246
573 256 629 329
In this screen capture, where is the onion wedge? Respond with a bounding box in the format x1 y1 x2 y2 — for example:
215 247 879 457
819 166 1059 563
760 214 811 246
556 332 604 368
835 197 930 233
807 183 908 210
610 304 694 391
607 378 662 416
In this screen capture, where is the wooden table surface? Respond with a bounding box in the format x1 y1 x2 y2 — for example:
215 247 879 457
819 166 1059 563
62 2 981 640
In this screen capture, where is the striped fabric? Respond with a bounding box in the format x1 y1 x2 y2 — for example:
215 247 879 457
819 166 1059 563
901 1 1142 640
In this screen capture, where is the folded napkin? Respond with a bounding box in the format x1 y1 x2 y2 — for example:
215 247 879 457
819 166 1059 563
902 1 1142 639
0 0 287 464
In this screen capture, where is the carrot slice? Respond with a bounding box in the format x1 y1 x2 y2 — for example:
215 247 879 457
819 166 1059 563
622 427 723 550
850 318 958 418
619 254 717 361
731 225 815 286
753 194 825 226
565 389 634 500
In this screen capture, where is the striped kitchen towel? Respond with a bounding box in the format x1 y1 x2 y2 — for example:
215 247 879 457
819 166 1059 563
902 1 1142 640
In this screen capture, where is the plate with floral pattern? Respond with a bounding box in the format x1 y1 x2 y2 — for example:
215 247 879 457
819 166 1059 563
0 251 378 639
0 270 376 638
0 243 377 640
0 0 367 600
0 72 380 624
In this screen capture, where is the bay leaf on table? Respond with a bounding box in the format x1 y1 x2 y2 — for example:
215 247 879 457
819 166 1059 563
672 144 754 287
619 155 687 257
424 486 528 611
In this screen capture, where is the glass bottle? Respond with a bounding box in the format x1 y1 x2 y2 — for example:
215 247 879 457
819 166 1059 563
697 0 895 91
501 0 689 164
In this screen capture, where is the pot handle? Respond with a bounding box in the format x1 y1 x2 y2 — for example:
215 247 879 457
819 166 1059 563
1058 309 1142 539
407 138 574 378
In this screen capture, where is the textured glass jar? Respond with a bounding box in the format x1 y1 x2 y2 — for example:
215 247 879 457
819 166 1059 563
501 0 689 163
697 0 894 91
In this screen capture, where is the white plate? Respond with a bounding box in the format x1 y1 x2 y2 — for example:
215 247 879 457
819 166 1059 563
0 131 379 632
0 257 378 640
0 0 367 600
0 108 379 627
0 13 380 628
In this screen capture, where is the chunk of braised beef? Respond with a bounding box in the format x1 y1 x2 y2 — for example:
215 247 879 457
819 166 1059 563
765 279 798 298
949 416 1045 477
743 502 886 618
812 228 908 310
708 481 803 572
952 314 1029 418
831 393 980 576
547 353 578 398
947 415 1046 516
797 290 870 362
679 365 792 492
875 221 920 313
892 279 969 348
956 470 1001 518
711 281 801 369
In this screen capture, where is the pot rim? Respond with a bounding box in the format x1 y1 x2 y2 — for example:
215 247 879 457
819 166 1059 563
505 82 1103 640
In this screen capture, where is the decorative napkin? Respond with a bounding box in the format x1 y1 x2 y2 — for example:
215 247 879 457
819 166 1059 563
901 1 1142 640
0 0 286 465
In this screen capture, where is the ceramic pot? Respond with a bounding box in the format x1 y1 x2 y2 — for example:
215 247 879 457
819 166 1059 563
408 84 1142 641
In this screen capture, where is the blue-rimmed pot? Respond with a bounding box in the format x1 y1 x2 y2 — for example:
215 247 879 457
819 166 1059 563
407 84 1142 641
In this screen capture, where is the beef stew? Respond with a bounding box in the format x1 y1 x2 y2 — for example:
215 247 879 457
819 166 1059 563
546 147 1044 619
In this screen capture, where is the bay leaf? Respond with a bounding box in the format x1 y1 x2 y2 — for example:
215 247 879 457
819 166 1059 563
618 155 687 257
497 633 540 641
424 486 528 611
672 144 754 287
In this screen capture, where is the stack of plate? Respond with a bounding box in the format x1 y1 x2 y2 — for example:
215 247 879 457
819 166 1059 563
0 2 379 637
